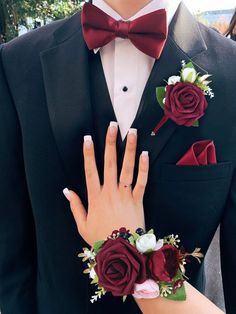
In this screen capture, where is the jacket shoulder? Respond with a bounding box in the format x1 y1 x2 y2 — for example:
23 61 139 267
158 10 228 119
1 11 81 65
4 18 64 53
198 22 236 59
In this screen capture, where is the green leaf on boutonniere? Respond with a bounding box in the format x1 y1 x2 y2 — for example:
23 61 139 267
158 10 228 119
156 87 166 110
183 61 195 69
90 276 99 285
192 120 199 127
83 268 91 274
195 81 211 92
93 240 105 254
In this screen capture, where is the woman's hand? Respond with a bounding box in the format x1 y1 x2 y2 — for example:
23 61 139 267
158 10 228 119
62 123 225 314
63 122 149 247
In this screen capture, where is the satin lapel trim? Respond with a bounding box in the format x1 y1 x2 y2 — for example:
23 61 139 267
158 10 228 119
40 24 93 188
131 37 183 166
88 51 123 182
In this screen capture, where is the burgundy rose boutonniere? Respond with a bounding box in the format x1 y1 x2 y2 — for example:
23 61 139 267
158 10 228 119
152 61 214 135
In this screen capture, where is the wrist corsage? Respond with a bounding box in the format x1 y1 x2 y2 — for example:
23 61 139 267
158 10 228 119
79 228 203 303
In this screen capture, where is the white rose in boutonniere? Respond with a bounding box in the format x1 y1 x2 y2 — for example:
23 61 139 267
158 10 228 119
181 67 197 83
168 75 181 85
136 234 157 253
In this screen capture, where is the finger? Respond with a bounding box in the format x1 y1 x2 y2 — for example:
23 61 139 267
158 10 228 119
133 151 149 203
83 135 101 198
63 188 87 235
104 121 118 186
119 128 137 188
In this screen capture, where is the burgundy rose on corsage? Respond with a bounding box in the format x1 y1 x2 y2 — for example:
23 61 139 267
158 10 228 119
152 61 214 135
94 237 147 296
148 244 179 282
78 228 204 303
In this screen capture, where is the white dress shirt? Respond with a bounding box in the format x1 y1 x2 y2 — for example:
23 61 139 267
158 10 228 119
93 0 181 139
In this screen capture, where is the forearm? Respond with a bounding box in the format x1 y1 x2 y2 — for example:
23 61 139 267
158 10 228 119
134 282 224 314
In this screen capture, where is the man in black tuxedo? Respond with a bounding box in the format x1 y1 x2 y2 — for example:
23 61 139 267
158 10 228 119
0 0 236 313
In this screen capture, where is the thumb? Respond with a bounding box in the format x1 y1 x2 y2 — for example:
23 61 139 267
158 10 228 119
63 188 87 235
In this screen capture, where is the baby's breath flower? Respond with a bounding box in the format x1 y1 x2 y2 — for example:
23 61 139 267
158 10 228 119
78 247 96 262
90 286 106 303
160 284 173 297
181 60 186 67
164 234 181 248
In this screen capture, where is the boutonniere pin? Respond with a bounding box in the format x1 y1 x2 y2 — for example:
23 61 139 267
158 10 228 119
151 60 214 136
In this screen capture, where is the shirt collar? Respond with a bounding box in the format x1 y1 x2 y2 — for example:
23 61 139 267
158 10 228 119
92 0 182 53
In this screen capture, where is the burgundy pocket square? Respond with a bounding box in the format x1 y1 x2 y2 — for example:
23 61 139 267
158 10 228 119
177 140 217 166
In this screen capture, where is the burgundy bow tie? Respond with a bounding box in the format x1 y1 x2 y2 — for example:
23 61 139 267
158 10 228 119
81 3 168 59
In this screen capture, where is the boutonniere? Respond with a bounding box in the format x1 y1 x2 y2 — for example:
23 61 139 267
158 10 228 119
151 60 214 136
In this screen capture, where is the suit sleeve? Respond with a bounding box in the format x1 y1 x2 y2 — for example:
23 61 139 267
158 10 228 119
220 169 236 314
0 45 37 314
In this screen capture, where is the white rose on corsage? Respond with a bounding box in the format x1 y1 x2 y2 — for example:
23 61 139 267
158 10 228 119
136 234 157 253
168 75 181 85
153 239 164 251
181 67 197 83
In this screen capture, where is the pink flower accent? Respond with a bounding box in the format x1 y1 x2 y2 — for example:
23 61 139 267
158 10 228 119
133 279 160 299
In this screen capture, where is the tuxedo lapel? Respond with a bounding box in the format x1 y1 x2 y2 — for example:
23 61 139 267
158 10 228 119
40 12 93 190
131 2 208 166
88 51 123 183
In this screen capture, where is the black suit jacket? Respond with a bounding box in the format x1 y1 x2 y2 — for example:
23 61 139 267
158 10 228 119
1 3 236 314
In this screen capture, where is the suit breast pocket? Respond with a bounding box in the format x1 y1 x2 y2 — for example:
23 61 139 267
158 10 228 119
145 161 233 251
159 161 233 182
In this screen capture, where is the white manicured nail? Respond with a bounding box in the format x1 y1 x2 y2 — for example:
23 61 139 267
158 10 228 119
109 121 118 136
141 151 149 161
84 135 92 148
109 121 118 128
84 135 92 142
128 128 137 144
128 128 137 135
63 188 71 201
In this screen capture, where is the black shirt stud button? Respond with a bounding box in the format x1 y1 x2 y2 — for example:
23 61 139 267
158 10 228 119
122 86 128 92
